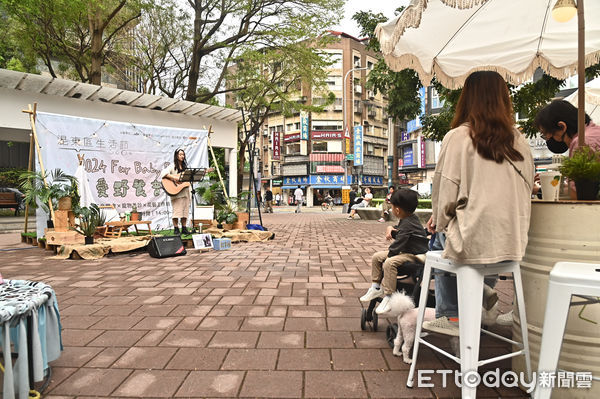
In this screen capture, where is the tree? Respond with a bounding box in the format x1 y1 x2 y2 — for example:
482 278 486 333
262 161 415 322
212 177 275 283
183 0 344 103
124 0 193 96
230 40 336 190
352 8 422 123
1 0 146 85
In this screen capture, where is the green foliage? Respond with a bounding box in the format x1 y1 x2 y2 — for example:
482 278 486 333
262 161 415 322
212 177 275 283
352 8 422 122
72 204 105 237
559 147 600 181
0 168 28 188
417 198 432 209
215 203 238 225
19 169 79 215
0 0 146 84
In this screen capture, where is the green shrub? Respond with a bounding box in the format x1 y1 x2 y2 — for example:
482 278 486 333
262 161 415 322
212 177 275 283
417 199 432 209
559 147 600 181
0 168 27 188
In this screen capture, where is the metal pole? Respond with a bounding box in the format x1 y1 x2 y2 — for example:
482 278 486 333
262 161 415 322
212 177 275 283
577 0 585 147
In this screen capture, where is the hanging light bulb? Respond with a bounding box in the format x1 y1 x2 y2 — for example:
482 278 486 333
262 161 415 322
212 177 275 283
92 132 97 138
552 0 577 23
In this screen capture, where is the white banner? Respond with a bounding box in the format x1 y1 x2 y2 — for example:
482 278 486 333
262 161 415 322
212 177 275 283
34 112 209 237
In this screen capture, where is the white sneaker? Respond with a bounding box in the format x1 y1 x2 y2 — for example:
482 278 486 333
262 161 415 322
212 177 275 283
378 218 385 223
375 295 392 314
422 316 460 336
360 286 384 302
496 310 513 326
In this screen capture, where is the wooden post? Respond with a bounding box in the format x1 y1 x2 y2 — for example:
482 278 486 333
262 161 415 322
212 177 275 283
22 103 55 223
207 126 230 203
23 104 36 233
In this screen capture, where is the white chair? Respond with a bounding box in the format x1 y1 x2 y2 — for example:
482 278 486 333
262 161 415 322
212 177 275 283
533 261 600 399
408 251 532 399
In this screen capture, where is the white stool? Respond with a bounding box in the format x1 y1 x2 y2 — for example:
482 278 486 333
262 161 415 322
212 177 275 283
408 251 532 399
533 261 600 399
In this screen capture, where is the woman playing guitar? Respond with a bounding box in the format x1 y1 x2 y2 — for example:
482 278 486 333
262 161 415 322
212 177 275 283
160 149 191 235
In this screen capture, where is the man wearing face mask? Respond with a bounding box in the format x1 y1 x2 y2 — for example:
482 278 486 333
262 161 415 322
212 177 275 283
534 100 600 199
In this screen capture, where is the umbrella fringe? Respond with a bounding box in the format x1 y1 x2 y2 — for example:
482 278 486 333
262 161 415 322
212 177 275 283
383 50 600 90
376 0 489 55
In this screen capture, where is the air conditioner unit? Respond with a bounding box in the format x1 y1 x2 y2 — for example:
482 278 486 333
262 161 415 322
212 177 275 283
354 60 361 68
367 90 375 100
354 85 362 94
363 120 370 125
299 96 307 102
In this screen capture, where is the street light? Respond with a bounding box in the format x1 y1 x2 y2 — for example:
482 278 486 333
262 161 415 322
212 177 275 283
342 66 368 187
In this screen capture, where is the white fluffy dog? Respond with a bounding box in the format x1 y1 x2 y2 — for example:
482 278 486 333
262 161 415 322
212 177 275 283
386 291 498 364
386 291 436 363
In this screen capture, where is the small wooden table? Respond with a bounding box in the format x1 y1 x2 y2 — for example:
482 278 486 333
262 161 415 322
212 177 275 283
104 220 152 238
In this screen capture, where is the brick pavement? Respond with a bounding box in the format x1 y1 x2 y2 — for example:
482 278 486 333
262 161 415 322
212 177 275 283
0 212 528 398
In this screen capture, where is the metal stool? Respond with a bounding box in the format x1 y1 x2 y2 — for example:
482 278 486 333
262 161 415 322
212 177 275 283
533 261 600 399
407 251 532 399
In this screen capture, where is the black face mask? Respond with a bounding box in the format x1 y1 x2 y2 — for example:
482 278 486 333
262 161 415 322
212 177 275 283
546 138 569 154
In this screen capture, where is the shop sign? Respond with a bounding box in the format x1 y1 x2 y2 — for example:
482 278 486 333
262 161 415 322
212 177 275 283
273 179 282 186
418 136 426 168
283 176 309 185
311 131 343 140
353 126 363 166
273 131 281 160
284 133 301 142
403 147 414 166
310 175 346 185
401 131 410 141
361 176 384 186
316 165 345 173
346 154 354 161
300 111 309 140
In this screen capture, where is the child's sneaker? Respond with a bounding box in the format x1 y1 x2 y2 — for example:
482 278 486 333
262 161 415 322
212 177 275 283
378 218 385 223
496 310 513 326
360 286 384 302
422 316 460 336
375 295 392 314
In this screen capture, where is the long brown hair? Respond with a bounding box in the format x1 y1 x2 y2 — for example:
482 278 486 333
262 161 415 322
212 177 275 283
451 71 523 163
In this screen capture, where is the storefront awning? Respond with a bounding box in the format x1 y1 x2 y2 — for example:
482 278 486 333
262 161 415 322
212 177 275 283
282 185 306 189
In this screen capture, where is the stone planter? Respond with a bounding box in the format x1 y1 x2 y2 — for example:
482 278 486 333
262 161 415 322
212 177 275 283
512 201 600 398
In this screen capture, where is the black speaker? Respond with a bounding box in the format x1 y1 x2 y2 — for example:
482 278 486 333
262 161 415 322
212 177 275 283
148 236 187 258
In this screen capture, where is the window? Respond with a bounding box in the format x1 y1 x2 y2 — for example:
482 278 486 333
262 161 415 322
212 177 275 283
353 55 361 68
295 122 300 130
312 141 328 152
312 120 343 131
319 49 343 70
366 143 374 155
324 75 342 91
286 143 301 155
431 88 445 109
286 123 294 132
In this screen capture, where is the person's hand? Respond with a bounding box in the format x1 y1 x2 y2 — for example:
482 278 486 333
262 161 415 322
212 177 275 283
385 226 395 240
426 215 436 233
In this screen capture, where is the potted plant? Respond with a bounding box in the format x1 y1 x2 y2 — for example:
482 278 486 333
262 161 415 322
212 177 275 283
215 205 238 230
72 204 104 244
230 191 250 230
19 169 79 227
130 205 140 221
559 146 600 200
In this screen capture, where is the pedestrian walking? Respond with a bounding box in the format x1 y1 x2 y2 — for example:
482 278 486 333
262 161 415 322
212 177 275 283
265 188 273 213
294 186 304 213
275 192 281 206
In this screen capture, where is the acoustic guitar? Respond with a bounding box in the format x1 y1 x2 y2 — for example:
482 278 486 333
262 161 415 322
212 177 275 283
161 177 190 196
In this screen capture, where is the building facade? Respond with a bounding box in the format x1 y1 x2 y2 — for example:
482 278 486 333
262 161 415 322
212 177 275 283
237 32 392 206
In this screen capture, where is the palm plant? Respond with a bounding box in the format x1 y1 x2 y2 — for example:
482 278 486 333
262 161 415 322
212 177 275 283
72 204 105 238
19 169 79 215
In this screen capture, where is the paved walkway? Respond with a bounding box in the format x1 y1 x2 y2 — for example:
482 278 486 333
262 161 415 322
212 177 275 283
1 212 526 398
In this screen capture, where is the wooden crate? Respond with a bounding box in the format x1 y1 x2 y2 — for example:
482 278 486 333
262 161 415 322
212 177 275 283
53 210 75 232
44 228 85 246
193 219 214 230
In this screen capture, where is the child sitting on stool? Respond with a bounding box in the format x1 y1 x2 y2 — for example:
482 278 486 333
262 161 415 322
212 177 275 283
360 188 429 314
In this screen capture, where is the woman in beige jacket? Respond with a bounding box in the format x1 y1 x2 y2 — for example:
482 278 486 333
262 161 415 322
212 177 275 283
423 71 534 336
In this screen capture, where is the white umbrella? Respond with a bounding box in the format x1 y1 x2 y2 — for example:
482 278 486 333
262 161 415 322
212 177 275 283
74 162 94 208
564 77 600 122
375 0 600 88
375 0 600 145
